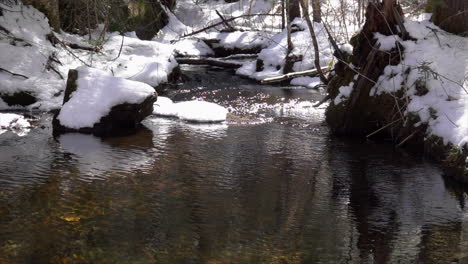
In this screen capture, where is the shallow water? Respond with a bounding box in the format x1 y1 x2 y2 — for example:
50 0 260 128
0 66 467 264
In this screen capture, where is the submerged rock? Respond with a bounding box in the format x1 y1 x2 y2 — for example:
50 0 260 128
53 67 157 136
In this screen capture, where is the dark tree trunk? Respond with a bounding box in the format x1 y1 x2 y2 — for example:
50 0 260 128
289 0 301 21
312 0 322 23
326 0 405 135
431 0 468 35
281 0 286 29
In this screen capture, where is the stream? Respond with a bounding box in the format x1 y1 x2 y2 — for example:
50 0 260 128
0 65 467 264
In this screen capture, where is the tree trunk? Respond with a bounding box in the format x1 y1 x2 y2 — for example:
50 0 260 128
312 0 322 23
284 0 295 74
281 0 286 29
326 0 404 135
23 0 60 31
299 0 328 84
431 0 468 35
289 0 301 21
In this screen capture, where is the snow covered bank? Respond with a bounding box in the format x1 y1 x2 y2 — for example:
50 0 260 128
0 3 178 111
326 10 467 181
0 113 31 136
236 18 333 83
370 19 468 149
153 97 228 123
53 67 156 134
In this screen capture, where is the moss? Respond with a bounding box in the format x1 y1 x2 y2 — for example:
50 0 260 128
127 0 168 40
414 78 429 96
428 107 438 120
425 135 468 182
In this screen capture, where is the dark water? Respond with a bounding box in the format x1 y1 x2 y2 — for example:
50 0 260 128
0 66 467 264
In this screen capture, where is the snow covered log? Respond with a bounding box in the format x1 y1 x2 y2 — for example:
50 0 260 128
200 31 271 57
260 67 329 84
175 57 243 69
52 67 157 136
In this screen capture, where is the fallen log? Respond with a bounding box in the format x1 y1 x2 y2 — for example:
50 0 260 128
46 33 101 52
176 57 243 69
260 67 330 84
220 54 258 60
180 13 282 39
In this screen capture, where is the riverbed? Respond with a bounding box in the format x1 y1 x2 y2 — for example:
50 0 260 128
0 66 467 264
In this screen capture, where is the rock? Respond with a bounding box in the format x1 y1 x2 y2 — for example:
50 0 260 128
53 67 157 136
0 91 37 106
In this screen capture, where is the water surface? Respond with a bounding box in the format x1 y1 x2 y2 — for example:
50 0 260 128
0 66 467 264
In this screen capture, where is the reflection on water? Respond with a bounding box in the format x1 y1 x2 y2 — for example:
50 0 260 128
0 66 467 264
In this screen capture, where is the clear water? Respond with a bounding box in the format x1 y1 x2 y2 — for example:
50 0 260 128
0 66 467 264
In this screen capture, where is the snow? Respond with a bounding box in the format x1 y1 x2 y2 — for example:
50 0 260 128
375 33 403 51
0 3 178 111
334 81 355 105
290 77 321 89
370 18 468 148
0 113 30 136
205 31 272 51
89 35 178 88
153 97 228 123
57 66 155 129
153 96 178 117
174 38 214 56
157 1 277 56
172 0 281 34
237 18 333 83
339 44 353 55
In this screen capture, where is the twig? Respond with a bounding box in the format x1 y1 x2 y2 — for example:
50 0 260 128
314 95 330 107
112 35 125 61
0 67 28 79
260 67 330 84
216 10 236 32
366 117 402 138
323 22 344 61
396 130 419 148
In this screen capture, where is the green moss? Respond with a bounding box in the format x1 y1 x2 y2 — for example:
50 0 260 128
428 107 438 120
425 135 468 182
127 0 168 40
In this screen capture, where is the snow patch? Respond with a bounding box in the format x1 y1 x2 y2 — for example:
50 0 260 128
153 97 228 123
0 113 31 136
290 77 321 89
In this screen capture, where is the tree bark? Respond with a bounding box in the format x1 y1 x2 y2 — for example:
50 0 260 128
326 0 404 135
431 0 468 35
284 0 295 74
312 0 322 23
289 0 301 21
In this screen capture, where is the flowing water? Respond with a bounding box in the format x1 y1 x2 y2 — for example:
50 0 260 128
0 66 467 264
